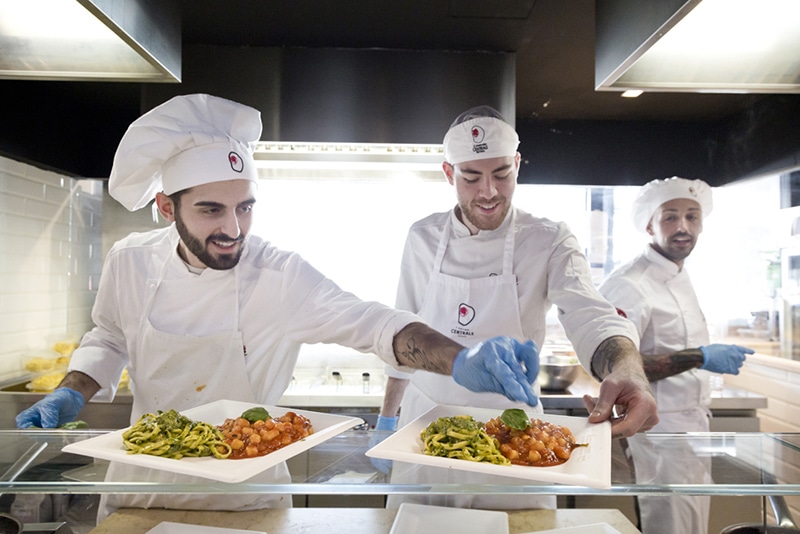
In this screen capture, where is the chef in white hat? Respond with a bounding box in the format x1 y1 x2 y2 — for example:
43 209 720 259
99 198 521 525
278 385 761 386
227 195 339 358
599 176 753 533
377 105 658 510
15 94 548 521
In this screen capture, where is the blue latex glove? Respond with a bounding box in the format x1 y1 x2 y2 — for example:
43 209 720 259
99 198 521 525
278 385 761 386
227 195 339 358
15 387 85 428
700 344 753 375
452 337 539 406
369 415 398 474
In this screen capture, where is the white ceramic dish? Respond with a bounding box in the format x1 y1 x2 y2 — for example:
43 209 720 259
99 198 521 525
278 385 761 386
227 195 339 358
146 521 266 534
366 404 611 489
389 503 509 534
62 399 363 483
521 522 622 534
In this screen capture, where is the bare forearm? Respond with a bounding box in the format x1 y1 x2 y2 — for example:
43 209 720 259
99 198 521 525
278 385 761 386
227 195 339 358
380 376 410 417
58 371 101 403
392 322 464 375
590 336 647 381
641 348 704 382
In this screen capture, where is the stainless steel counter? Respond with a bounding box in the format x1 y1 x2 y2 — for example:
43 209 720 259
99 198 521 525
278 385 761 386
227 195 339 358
0 366 769 431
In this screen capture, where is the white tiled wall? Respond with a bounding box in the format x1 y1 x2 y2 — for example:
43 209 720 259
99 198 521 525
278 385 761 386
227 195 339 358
0 155 101 378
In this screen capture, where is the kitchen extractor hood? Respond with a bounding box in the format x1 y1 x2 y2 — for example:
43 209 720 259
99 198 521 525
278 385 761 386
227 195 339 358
0 0 180 82
595 0 800 93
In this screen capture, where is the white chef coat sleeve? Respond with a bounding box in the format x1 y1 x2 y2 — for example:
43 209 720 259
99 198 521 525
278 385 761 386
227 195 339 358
598 273 651 339
546 224 639 370
68 244 131 401
275 252 421 374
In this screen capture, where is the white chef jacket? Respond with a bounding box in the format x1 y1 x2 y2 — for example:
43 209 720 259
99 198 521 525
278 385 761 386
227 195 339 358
70 224 419 411
599 245 713 534
598 244 711 415
393 206 639 372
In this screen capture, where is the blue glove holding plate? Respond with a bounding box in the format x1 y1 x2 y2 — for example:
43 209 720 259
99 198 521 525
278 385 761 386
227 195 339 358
452 336 539 406
15 387 85 428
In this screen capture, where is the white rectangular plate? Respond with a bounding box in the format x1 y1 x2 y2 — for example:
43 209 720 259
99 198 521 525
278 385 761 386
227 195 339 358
389 503 508 534
146 521 266 534
62 399 363 483
521 523 622 534
366 404 611 489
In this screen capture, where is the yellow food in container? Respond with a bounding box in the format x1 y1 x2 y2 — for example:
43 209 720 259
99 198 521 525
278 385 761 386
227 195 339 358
27 369 131 393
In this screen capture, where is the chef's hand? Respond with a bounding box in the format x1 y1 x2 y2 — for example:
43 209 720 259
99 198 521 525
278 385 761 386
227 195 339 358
15 387 85 429
700 344 753 375
369 415 398 474
584 363 659 439
452 337 539 406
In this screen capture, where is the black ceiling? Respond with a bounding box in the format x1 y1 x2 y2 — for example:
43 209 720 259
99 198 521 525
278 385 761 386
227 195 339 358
179 0 760 122
2 0 798 186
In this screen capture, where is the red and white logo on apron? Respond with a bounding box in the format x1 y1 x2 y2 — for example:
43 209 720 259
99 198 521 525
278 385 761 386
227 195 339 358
458 303 475 326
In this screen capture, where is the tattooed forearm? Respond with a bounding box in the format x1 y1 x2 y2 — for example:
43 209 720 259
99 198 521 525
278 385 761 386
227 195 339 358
590 336 636 379
392 322 463 375
641 348 705 382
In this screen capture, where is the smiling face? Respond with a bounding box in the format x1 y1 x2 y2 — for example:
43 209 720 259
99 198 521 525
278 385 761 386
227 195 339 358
444 154 520 235
156 179 257 270
647 197 703 267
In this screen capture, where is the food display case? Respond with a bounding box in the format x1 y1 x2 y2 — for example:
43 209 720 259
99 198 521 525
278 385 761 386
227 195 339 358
0 428 799 533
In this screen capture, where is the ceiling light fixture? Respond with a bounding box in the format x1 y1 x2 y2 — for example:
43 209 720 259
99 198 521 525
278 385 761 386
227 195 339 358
0 0 180 82
595 0 800 93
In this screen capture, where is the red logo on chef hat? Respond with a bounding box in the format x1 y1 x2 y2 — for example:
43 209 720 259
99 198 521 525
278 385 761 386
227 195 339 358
228 151 244 173
688 186 698 197
458 303 476 326
471 125 486 144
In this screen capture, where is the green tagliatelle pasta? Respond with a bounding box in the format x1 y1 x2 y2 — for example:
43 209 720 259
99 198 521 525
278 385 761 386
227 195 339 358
122 409 232 460
421 415 510 465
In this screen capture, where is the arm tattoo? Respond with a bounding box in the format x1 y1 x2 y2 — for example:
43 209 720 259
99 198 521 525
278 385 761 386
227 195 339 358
397 336 451 375
642 348 704 382
591 336 625 380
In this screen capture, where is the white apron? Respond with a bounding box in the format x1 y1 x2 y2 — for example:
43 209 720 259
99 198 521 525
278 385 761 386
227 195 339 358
388 213 554 510
627 267 712 533
99 252 290 523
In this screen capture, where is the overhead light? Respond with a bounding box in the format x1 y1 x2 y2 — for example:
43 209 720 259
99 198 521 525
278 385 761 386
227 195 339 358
621 90 643 98
595 0 800 93
0 0 180 82
253 142 445 181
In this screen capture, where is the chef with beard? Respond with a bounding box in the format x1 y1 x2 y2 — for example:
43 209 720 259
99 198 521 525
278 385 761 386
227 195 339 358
15 94 545 522
599 176 753 533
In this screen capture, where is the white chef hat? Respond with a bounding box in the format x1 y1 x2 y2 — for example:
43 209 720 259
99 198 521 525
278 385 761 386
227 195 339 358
443 105 519 164
109 93 262 211
631 176 713 233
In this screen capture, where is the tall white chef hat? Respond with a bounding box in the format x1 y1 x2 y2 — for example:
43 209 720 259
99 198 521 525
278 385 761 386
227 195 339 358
443 105 519 164
631 176 713 233
109 93 262 211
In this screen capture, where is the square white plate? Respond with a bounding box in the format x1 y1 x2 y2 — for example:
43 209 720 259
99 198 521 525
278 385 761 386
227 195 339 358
146 521 266 534
389 503 508 534
62 399 363 483
521 523 622 534
366 404 611 489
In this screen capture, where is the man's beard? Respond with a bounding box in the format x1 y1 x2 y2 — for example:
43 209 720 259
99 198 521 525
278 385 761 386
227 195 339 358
459 197 510 232
174 214 244 270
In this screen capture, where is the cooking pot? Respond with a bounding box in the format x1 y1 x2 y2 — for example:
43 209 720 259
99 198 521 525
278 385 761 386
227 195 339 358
0 513 21 534
721 494 799 534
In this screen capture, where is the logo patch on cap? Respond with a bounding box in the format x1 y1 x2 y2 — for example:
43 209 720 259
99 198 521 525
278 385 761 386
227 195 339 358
470 125 489 155
228 151 244 173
